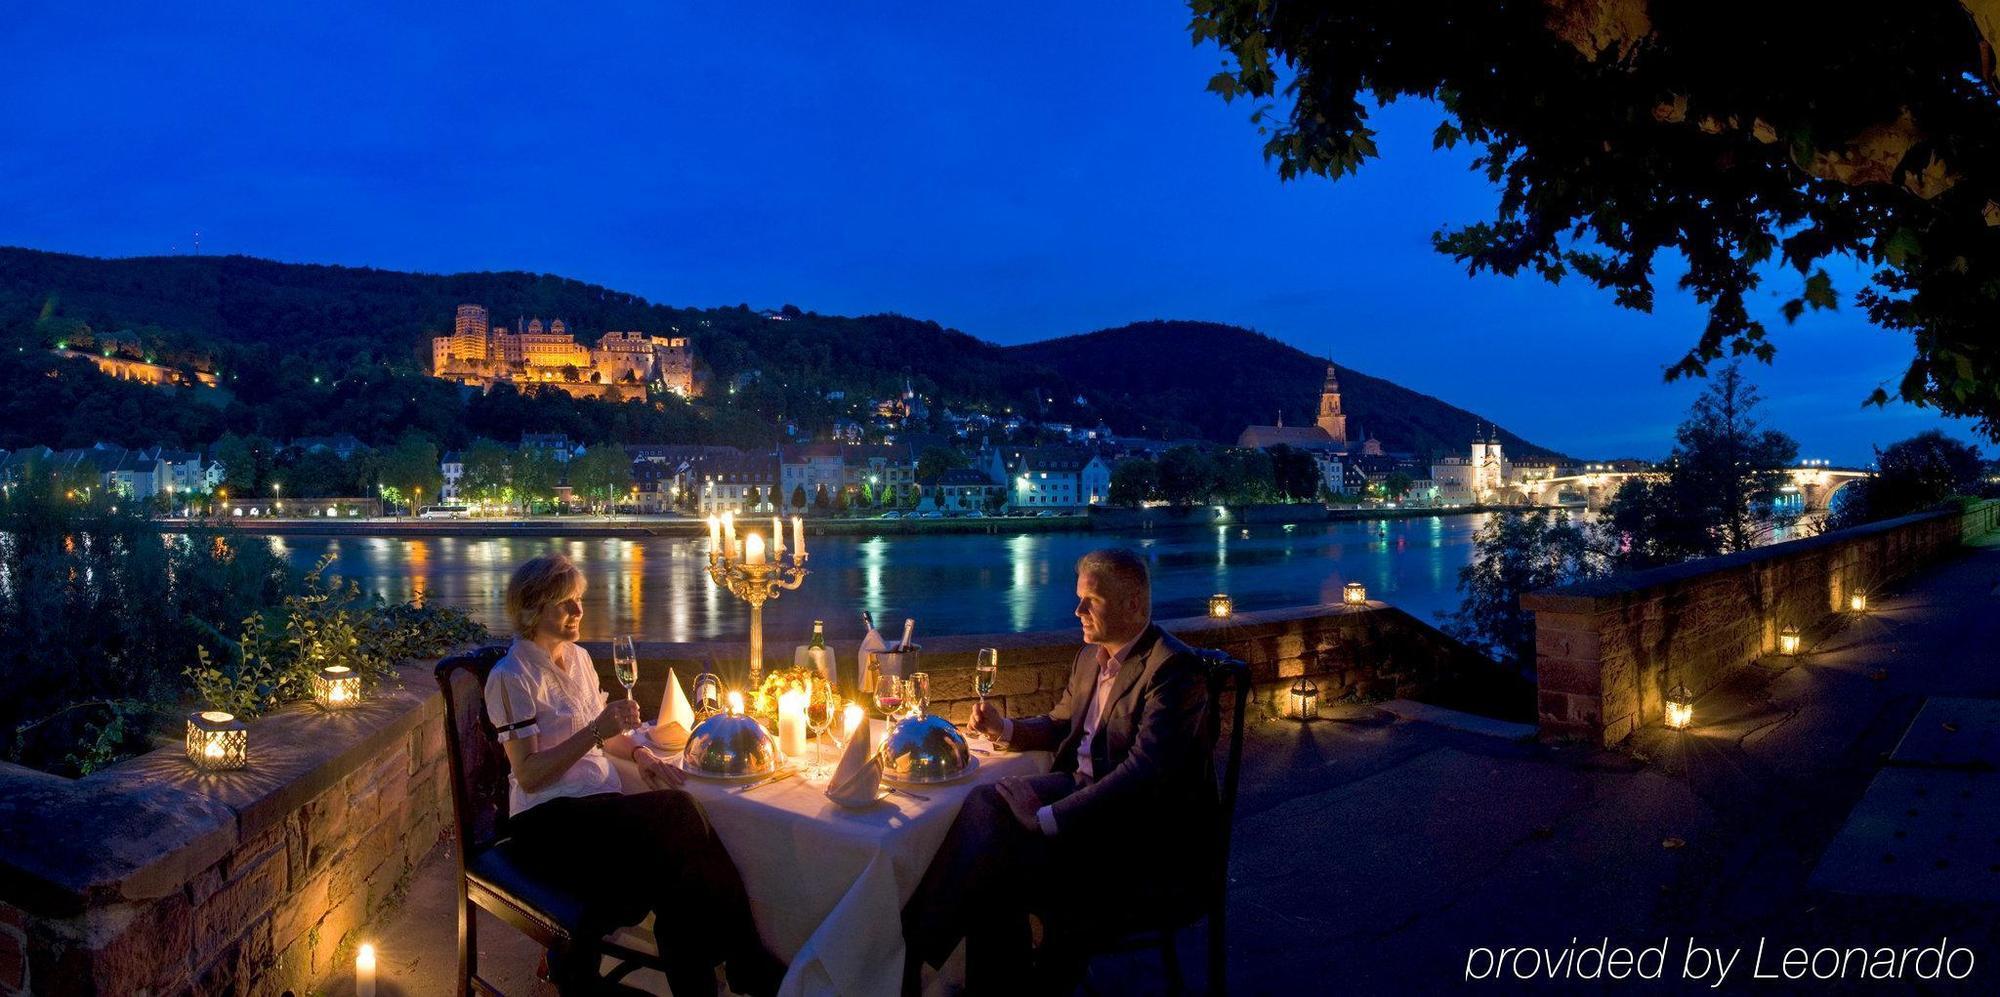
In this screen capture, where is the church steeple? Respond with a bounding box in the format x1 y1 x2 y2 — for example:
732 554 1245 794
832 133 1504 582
1315 362 1347 442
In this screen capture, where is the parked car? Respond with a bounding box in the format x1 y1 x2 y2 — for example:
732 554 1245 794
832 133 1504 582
879 511 902 520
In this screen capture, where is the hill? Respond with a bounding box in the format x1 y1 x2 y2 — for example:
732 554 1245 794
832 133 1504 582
1008 321 1561 459
0 247 1555 459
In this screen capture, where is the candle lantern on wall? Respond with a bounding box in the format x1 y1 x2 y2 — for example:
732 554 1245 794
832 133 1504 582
1208 593 1233 618
1286 676 1320 721
1343 580 1368 606
1848 591 1869 613
1777 625 1801 656
1664 683 1694 731
186 710 249 770
312 665 361 709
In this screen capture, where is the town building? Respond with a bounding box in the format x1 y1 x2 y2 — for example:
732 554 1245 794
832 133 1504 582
1000 446 1112 511
1236 364 1350 451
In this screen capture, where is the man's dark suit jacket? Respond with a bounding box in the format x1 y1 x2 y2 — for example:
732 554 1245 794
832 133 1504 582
1004 622 1213 840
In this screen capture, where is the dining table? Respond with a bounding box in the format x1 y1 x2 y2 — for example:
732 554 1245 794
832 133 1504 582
611 721 1054 996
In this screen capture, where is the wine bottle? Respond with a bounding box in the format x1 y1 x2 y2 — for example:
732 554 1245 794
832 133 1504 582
858 611 886 695
900 616 916 650
806 619 830 684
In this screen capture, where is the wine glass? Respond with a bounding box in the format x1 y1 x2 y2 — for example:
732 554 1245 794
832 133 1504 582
806 682 833 778
908 671 930 718
612 636 638 733
874 674 904 718
975 648 998 704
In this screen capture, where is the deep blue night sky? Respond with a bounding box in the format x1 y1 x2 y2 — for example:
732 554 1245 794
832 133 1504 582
0 2 1981 464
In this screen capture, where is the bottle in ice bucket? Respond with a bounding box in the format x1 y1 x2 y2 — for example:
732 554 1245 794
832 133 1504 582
857 610 887 695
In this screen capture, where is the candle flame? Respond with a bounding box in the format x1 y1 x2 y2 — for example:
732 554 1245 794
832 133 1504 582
843 702 864 738
204 739 224 759
357 942 376 970
727 690 745 715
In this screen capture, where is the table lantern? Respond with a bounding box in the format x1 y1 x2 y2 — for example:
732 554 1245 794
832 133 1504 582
1208 593 1233 618
1777 625 1801 656
312 664 361 709
1286 676 1319 721
1343 581 1367 606
186 710 249 770
1848 591 1868 613
1664 683 1694 731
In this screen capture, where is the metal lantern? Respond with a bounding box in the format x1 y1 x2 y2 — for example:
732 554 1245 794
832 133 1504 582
1286 676 1320 720
312 665 361 709
1664 683 1694 731
1849 591 1869 613
186 710 249 770
1208 593 1233 618
1777 625 1801 656
1342 581 1367 606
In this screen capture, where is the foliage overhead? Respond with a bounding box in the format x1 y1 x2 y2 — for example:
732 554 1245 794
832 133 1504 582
1191 0 2000 434
1826 429 1989 528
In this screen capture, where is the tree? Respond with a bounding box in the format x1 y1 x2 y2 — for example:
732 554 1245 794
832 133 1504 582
1216 449 1278 503
512 446 560 514
377 433 442 512
1605 363 1799 567
791 484 808 511
915 446 968 486
461 439 513 510
1382 471 1415 502
1190 3 2000 435
568 444 632 512
814 484 830 511
214 433 268 495
1440 510 1606 669
1827 430 1987 529
1157 446 1222 506
1108 457 1159 507
1268 445 1322 503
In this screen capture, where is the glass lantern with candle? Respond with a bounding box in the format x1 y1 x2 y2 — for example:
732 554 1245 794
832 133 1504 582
1849 591 1869 613
1342 580 1367 606
1208 593 1233 618
186 710 249 770
1286 675 1319 720
1664 683 1694 730
312 664 362 709
1777 624 1801 656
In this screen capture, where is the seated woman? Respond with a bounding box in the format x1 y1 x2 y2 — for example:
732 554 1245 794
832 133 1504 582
484 552 783 996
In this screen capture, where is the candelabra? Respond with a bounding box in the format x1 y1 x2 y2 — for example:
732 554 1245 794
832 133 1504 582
705 517 809 686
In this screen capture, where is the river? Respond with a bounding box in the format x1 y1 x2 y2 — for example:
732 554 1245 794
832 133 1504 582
271 514 1492 644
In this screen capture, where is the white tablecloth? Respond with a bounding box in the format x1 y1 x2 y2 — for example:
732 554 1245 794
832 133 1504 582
614 729 1051 996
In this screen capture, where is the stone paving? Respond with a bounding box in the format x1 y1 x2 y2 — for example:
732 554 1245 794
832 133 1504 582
335 539 2000 995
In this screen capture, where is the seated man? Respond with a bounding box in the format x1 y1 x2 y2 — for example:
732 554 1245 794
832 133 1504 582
903 547 1214 994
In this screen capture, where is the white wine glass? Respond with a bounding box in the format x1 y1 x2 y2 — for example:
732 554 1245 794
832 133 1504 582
806 682 834 778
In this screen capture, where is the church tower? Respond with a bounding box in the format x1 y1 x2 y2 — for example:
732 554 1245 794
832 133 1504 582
1315 364 1347 443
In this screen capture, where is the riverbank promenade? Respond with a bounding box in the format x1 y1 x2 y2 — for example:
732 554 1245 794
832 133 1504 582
317 537 2000 994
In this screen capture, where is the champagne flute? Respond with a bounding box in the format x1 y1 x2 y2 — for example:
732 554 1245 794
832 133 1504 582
612 636 638 735
806 682 833 778
975 648 998 743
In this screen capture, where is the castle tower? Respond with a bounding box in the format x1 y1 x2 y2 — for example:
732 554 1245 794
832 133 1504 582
452 304 489 363
1315 364 1347 442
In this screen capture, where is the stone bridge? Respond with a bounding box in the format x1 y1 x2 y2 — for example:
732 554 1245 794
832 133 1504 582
1510 465 1870 512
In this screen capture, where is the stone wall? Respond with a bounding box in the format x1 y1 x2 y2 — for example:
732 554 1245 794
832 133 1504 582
0 662 451 996
1523 503 1996 746
591 602 1518 726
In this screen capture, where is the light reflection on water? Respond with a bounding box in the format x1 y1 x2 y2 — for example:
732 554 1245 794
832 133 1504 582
273 516 1495 643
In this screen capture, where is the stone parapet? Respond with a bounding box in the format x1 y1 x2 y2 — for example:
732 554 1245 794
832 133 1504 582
1523 502 1997 746
0 662 452 996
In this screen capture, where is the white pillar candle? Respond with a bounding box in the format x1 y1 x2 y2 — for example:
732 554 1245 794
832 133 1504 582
722 511 736 554
792 515 804 557
356 943 377 997
745 532 766 565
707 515 720 550
772 515 785 553
778 687 809 758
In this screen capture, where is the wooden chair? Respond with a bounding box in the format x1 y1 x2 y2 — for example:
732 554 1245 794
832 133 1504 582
1082 648 1252 995
435 646 668 995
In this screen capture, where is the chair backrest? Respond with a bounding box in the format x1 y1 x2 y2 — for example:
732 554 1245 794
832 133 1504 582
1194 649 1252 905
435 645 514 858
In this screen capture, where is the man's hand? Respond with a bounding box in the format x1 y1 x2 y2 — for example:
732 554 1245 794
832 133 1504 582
971 701 1007 740
634 746 685 790
995 777 1042 832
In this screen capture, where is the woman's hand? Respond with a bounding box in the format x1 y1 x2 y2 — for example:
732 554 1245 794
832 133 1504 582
634 745 686 789
595 699 641 738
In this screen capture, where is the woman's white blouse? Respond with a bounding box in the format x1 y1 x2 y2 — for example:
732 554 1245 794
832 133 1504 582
484 637 623 816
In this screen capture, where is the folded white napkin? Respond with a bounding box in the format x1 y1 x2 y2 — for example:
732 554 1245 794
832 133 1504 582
825 717 883 806
657 667 696 739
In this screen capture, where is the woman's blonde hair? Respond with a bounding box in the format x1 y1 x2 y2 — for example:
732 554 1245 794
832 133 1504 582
505 552 586 636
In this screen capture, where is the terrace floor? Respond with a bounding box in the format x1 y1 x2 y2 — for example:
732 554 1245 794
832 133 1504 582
332 538 2000 995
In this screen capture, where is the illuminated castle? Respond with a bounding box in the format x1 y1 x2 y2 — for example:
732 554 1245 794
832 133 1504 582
430 304 696 401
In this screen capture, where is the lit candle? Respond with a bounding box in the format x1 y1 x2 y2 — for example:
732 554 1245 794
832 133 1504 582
778 687 809 758
727 690 745 715
707 515 720 550
842 701 864 741
792 515 804 557
722 511 736 554
745 532 766 565
772 515 785 554
356 943 377 997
